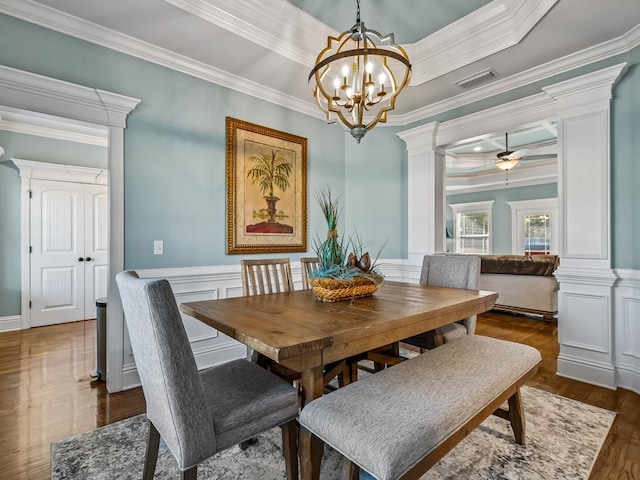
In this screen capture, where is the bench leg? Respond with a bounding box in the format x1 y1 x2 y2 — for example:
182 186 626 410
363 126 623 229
341 458 359 480
508 389 526 445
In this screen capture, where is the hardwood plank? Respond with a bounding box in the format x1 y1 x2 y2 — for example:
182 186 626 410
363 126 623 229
0 311 638 479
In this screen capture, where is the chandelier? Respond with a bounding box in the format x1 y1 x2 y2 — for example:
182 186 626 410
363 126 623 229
308 0 411 143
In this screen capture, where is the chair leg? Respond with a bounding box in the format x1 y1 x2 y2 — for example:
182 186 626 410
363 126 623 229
508 389 526 445
143 422 161 480
181 466 197 480
281 420 299 480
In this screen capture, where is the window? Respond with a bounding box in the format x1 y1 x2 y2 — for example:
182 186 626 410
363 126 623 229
449 201 494 254
507 198 558 255
524 214 551 254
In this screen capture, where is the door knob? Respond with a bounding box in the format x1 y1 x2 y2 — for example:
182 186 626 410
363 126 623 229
85 257 92 262
78 257 84 262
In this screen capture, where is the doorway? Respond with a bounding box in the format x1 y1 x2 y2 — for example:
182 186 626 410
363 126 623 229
11 160 109 327
29 174 108 327
0 65 139 392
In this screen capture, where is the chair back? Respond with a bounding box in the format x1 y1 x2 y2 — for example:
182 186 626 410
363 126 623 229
300 257 320 290
241 258 294 296
116 271 216 469
420 255 481 333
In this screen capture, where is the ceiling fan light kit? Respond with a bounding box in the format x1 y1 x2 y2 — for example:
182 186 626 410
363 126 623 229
496 158 519 171
308 0 411 143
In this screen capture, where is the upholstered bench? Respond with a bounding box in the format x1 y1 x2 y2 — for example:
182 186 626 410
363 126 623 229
299 336 541 480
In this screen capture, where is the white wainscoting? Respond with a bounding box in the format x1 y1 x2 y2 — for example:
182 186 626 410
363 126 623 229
124 265 248 389
117 261 640 395
614 269 640 395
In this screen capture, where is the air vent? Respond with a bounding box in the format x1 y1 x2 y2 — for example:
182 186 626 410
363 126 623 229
454 68 499 89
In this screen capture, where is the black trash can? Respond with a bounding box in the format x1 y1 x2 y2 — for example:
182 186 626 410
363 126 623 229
92 297 107 381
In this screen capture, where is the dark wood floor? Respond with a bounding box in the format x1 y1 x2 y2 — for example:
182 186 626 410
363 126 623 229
0 312 638 479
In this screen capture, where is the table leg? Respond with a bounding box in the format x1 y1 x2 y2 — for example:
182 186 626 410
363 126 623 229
299 365 324 480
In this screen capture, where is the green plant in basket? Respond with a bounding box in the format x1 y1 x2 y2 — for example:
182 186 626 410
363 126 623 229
310 187 384 301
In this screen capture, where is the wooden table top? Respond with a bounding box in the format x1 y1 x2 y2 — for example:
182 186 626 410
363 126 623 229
180 281 498 370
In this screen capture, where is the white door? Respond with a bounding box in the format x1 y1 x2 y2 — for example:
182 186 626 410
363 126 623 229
83 184 109 314
30 179 108 327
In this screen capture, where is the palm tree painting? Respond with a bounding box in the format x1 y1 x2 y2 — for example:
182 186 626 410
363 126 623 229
245 149 294 234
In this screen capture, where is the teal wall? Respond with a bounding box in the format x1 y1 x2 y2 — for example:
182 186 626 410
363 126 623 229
0 13 345 317
446 184 558 254
1 12 639 318
611 50 640 269
343 126 409 259
0 131 107 316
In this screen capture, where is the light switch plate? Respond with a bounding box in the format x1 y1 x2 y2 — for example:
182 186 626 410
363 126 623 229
153 240 164 255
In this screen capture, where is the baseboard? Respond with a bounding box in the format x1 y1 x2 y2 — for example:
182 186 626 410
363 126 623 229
616 363 640 396
557 353 616 390
0 315 22 332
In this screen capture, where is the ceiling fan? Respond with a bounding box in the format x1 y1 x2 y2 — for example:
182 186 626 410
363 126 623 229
481 132 530 172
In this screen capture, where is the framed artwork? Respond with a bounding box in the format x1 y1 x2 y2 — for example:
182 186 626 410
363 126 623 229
226 117 307 254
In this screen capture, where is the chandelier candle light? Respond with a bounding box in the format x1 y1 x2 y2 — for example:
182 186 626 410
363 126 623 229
308 0 411 143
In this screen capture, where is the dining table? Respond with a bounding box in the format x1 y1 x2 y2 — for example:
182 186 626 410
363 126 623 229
180 280 498 480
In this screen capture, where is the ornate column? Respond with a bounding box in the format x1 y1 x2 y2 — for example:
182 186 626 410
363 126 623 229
397 122 446 263
543 63 627 388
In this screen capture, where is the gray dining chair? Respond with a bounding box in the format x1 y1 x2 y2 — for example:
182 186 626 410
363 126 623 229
116 270 299 480
404 254 481 349
369 254 481 369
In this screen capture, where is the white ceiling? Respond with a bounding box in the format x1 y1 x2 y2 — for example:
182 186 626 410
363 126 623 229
1 0 639 178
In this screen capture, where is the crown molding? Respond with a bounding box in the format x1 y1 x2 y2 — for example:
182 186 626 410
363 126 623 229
410 0 557 85
397 23 640 125
162 0 332 68
2 0 638 128
0 0 321 120
166 0 556 87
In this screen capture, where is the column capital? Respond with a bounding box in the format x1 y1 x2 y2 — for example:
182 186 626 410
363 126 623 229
543 62 627 112
397 121 440 154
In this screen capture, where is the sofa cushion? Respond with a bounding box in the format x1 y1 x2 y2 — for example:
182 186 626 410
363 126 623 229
480 254 559 276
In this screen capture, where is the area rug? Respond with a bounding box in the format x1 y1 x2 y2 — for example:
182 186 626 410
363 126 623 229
51 386 615 479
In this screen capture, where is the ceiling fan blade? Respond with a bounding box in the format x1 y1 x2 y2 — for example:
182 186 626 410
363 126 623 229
511 148 530 158
468 161 500 170
519 154 556 161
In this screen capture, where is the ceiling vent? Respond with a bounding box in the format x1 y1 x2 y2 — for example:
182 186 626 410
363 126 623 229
454 68 499 89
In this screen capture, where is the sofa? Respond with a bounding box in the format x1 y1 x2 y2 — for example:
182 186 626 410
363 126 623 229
478 254 559 321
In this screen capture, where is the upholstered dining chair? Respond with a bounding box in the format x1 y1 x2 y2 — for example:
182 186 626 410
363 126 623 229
241 257 351 390
404 254 481 349
369 254 481 369
116 271 299 480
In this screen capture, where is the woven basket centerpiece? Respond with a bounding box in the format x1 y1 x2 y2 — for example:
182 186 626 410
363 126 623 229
310 273 383 303
311 188 384 302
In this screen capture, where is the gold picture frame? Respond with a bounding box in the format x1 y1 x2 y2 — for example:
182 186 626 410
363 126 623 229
226 117 307 254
